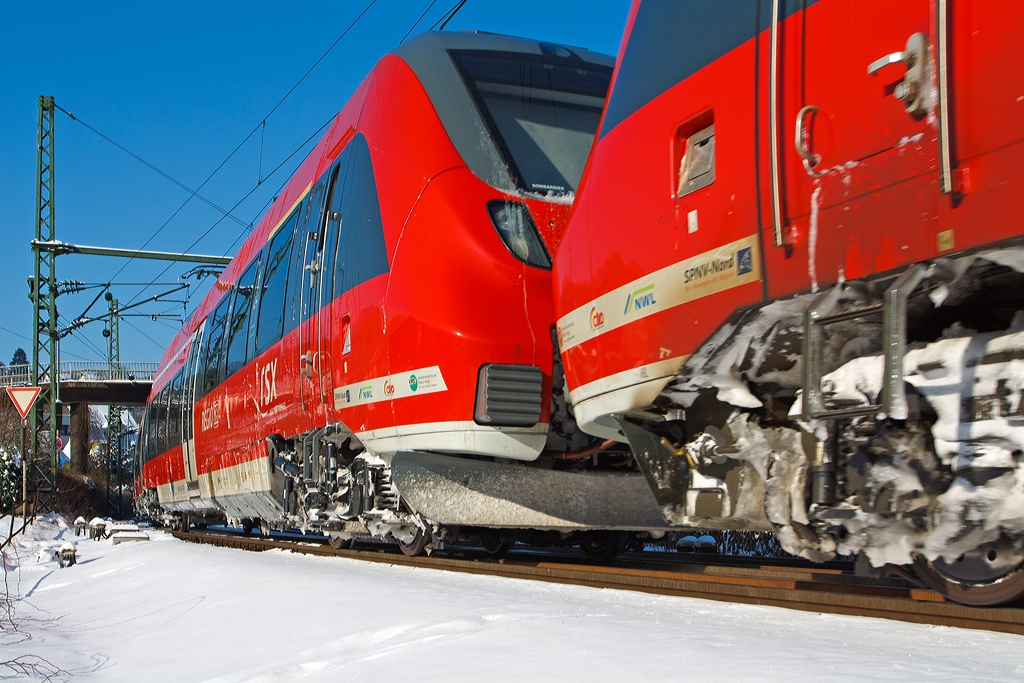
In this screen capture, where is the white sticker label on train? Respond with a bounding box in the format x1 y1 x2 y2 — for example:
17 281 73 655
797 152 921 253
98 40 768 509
334 365 447 409
557 234 761 352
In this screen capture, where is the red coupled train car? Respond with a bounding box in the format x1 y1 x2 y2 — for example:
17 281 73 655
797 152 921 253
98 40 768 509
135 32 666 558
554 0 1024 604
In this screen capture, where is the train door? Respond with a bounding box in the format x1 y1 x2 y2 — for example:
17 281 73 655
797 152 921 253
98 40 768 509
180 326 203 488
320 160 348 413
298 177 333 421
766 0 936 295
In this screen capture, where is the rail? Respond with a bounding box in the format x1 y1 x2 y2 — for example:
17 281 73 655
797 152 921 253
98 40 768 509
173 529 1024 637
0 362 158 388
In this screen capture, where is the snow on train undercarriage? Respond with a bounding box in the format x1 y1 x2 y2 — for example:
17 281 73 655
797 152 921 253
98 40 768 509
601 248 1024 605
172 347 670 560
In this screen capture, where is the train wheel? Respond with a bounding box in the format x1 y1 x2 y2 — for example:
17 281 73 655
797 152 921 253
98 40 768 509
328 535 354 550
579 531 629 562
398 528 428 557
242 519 254 535
913 537 1024 606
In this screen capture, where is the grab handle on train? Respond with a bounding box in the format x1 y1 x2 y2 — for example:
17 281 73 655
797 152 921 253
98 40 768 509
794 105 821 176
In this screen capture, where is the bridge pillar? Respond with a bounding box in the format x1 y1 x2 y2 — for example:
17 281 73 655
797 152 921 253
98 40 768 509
70 401 90 474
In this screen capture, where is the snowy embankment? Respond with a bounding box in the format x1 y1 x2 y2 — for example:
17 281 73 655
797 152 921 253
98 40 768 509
2 516 1022 682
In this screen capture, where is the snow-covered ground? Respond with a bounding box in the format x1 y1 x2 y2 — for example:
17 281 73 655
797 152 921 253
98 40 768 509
2 516 1022 682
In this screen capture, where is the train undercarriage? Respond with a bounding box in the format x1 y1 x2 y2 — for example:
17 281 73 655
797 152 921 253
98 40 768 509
610 250 1024 605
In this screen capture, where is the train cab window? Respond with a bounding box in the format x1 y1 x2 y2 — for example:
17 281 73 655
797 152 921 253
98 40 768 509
332 134 388 298
255 211 299 357
450 50 611 194
226 257 260 377
200 295 232 398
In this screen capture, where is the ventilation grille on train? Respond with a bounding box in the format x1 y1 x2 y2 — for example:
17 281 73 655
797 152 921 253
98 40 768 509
474 364 543 427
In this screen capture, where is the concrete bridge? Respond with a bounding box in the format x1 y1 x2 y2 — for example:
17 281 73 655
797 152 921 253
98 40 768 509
0 362 156 405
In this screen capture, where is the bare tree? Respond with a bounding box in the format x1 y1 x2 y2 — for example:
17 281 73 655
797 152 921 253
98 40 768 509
2 543 66 680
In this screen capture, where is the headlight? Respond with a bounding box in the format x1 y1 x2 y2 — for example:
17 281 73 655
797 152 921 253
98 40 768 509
486 200 551 269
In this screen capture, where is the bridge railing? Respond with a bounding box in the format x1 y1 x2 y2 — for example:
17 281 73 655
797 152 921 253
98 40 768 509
0 362 158 388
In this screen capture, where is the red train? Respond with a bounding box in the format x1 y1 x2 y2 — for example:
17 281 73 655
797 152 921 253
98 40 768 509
137 32 637 557
554 0 1024 603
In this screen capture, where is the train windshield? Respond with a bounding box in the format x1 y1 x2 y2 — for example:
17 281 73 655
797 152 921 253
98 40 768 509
450 50 612 195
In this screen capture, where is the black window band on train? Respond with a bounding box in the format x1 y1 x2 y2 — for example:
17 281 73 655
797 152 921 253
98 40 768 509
331 133 388 298
599 0 818 139
450 49 611 194
198 294 231 400
256 210 299 358
226 256 261 377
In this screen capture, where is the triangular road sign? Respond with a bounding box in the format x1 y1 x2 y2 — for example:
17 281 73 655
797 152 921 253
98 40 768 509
6 386 41 420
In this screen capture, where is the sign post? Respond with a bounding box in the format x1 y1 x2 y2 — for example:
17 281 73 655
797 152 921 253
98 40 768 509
6 387 41 514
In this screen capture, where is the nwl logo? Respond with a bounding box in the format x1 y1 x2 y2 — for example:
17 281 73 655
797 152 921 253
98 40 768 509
624 284 657 315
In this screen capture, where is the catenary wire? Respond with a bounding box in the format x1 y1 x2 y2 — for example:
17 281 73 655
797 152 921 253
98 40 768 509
401 0 439 44
99 0 379 286
0 324 92 362
123 114 336 308
430 0 468 31
53 105 247 228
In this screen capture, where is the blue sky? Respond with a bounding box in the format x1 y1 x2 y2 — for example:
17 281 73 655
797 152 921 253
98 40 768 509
0 0 630 366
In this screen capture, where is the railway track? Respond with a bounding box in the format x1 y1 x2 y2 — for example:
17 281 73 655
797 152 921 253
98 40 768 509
170 529 1024 637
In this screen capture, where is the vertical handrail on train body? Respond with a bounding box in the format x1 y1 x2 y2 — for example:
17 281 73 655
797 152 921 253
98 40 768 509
936 0 954 195
769 0 785 246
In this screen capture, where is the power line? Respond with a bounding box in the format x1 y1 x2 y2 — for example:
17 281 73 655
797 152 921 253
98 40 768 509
430 0 468 31
103 0 379 285
123 318 165 351
124 114 336 308
0 324 94 362
262 0 378 124
58 314 110 360
54 104 248 228
0 324 32 343
401 0 439 44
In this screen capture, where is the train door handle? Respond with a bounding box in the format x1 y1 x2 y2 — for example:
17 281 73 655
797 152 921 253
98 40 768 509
794 105 821 175
300 351 315 378
867 32 930 116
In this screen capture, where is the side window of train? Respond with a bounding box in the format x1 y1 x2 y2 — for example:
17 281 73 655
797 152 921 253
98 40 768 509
147 399 158 461
285 198 311 334
169 370 183 451
200 295 232 398
323 148 351 300
299 179 329 323
156 384 170 455
139 411 149 464
255 212 299 357
183 327 202 444
333 134 388 299
226 257 261 377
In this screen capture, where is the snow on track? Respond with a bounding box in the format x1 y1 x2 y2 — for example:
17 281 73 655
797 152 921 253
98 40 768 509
2 516 1022 682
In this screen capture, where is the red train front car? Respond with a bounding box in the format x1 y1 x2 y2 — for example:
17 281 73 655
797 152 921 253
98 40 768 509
555 0 1024 603
136 32 624 554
